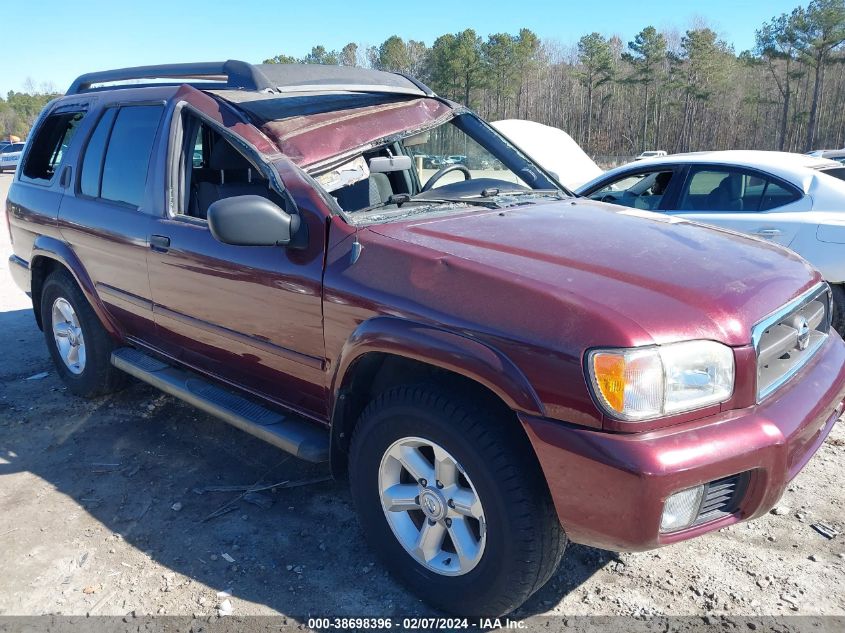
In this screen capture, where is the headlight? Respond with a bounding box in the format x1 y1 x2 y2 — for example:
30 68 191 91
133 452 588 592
587 340 734 420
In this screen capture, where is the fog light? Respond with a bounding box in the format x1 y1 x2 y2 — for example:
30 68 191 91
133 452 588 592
660 485 704 532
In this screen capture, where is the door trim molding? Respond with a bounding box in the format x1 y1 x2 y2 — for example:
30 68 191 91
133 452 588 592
96 282 154 312
153 303 326 370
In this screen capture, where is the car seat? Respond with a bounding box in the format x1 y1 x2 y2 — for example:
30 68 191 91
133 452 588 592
705 174 744 211
195 141 276 218
333 172 394 211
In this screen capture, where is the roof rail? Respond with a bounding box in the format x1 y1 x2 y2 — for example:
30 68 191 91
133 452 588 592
66 60 438 98
66 60 274 95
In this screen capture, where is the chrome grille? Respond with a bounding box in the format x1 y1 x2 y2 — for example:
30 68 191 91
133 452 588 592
753 283 831 402
693 473 748 526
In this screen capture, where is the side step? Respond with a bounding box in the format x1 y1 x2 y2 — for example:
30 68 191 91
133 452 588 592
111 347 329 463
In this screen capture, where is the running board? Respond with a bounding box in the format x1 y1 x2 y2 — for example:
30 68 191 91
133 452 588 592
111 347 329 463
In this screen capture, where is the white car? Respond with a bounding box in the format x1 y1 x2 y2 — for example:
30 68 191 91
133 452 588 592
0 142 24 173
576 150 845 330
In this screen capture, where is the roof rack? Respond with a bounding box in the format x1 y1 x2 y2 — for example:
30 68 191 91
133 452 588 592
66 60 275 95
66 60 436 98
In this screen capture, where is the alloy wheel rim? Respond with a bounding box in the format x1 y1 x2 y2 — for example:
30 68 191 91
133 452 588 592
51 297 86 375
378 436 486 576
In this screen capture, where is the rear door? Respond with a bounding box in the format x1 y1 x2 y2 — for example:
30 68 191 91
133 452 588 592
58 104 163 340
666 165 810 247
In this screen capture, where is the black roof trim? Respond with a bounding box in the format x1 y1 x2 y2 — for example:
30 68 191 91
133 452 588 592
67 60 436 97
67 60 271 95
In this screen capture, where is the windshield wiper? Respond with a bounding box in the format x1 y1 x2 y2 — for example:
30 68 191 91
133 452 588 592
479 188 567 199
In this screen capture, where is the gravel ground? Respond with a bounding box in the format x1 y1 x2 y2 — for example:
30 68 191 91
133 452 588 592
0 172 844 622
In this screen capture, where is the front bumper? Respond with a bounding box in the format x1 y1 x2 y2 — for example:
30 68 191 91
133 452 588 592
521 334 845 551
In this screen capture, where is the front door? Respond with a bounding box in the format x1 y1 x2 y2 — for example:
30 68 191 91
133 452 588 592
145 110 327 417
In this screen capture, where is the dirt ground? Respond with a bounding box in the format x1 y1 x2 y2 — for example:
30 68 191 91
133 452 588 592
1 171 844 623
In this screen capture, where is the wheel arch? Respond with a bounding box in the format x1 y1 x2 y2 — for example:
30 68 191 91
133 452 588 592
29 236 121 339
328 317 544 477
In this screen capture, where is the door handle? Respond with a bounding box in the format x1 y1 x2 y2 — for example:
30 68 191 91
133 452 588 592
59 166 72 188
149 234 171 252
754 228 781 238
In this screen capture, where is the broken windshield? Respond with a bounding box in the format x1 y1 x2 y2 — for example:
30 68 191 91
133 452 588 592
312 112 566 225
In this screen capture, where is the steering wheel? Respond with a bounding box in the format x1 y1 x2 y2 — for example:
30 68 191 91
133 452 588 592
421 164 472 192
599 194 619 203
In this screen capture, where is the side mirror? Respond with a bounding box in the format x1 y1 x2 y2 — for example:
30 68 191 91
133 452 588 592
207 195 300 247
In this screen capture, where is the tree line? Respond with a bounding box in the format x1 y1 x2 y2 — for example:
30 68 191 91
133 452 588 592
265 0 845 157
5 0 845 158
0 87 58 140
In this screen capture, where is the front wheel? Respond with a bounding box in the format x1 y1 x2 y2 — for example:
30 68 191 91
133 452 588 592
349 385 566 616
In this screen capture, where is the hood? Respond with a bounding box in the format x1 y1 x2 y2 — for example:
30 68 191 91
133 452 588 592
367 199 821 348
492 119 603 190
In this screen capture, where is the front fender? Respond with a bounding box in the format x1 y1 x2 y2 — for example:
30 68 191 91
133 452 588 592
31 235 123 339
331 316 544 416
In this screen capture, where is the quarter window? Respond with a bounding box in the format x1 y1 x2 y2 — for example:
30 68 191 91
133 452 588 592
21 111 85 182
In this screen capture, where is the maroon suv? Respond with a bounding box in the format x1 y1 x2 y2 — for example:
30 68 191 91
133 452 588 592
5 60 845 616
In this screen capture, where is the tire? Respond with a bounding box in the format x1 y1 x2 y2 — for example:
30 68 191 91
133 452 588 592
348 384 566 617
831 284 845 337
40 269 127 397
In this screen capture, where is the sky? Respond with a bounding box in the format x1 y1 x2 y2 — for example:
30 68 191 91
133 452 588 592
2 0 805 96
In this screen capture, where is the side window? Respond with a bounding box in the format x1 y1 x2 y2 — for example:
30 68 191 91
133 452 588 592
758 180 801 211
100 105 163 207
80 108 117 198
21 111 86 182
679 168 800 212
589 170 675 211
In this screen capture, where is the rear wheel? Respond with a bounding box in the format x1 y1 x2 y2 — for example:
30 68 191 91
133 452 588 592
41 270 127 397
348 384 566 616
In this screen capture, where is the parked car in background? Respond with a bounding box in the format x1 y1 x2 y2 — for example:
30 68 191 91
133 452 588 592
635 150 667 160
6 62 845 617
465 155 491 170
808 149 845 164
0 142 25 173
422 155 447 169
577 150 845 332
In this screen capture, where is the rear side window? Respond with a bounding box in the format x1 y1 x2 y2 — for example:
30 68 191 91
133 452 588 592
758 180 801 211
95 105 163 207
21 111 85 182
80 108 117 198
